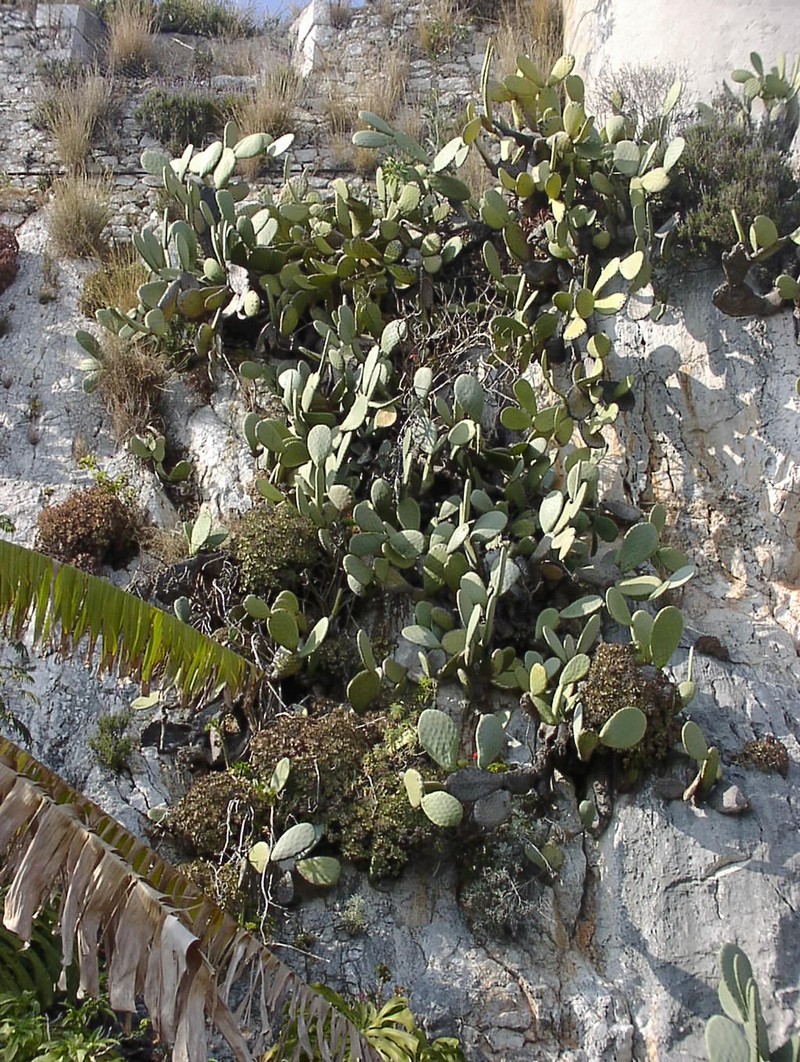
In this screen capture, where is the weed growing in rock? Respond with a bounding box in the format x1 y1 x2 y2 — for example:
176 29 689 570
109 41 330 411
33 71 113 174
90 710 135 772
49 177 112 259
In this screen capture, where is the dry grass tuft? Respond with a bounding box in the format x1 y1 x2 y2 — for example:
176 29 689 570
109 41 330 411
328 0 353 29
231 65 304 175
418 0 462 56
491 0 562 82
92 334 169 441
36 72 114 174
105 0 156 76
359 48 409 120
49 177 112 259
79 243 149 319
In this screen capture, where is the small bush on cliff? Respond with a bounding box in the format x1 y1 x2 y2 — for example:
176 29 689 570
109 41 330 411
135 89 230 155
673 96 800 252
36 485 138 571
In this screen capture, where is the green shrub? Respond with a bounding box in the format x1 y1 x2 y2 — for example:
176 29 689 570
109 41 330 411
155 0 254 37
135 89 230 154
674 97 800 252
90 710 134 772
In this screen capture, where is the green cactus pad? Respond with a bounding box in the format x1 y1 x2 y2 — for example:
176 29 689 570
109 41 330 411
705 1016 749 1062
403 768 424 808
295 856 341 887
475 713 504 768
682 720 708 762
599 706 647 749
651 605 684 668
270 822 319 863
420 791 463 828
418 708 459 770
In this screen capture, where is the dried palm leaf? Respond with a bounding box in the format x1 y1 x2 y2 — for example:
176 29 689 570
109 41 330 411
0 736 377 1062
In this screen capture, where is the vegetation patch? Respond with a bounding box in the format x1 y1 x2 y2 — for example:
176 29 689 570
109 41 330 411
734 735 790 777
36 485 139 571
232 503 321 597
90 710 134 772
135 89 231 155
48 177 112 259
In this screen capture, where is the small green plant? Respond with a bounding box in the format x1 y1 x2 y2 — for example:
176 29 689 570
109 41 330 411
155 0 254 37
90 710 134 772
705 943 799 1061
339 894 368 936
135 89 229 155
264 986 465 1061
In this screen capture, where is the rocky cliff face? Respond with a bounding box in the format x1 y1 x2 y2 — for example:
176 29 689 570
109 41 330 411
1 2 799 1059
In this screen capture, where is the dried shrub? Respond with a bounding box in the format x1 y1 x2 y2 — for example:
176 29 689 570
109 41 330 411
735 736 790 778
328 0 352 29
0 226 19 297
360 49 408 121
49 177 112 259
491 0 562 81
90 335 168 440
36 485 139 571
581 642 681 778
34 71 113 174
166 772 267 858
105 0 155 76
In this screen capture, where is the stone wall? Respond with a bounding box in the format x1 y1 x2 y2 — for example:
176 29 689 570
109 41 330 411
0 0 489 240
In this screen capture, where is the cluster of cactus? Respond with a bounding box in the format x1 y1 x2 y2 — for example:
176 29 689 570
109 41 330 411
129 428 192 483
81 51 702 786
241 588 329 679
728 52 800 126
706 944 799 1061
183 505 228 556
247 758 341 888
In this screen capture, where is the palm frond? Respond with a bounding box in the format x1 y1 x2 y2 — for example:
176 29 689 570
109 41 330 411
0 736 378 1062
0 539 257 704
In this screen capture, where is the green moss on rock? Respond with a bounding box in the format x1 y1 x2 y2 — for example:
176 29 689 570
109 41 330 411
232 504 321 597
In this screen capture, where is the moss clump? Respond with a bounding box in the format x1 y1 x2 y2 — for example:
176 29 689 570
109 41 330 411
736 736 790 778
165 772 267 858
581 642 681 774
182 858 257 922
36 485 138 571
249 703 442 881
232 504 321 597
